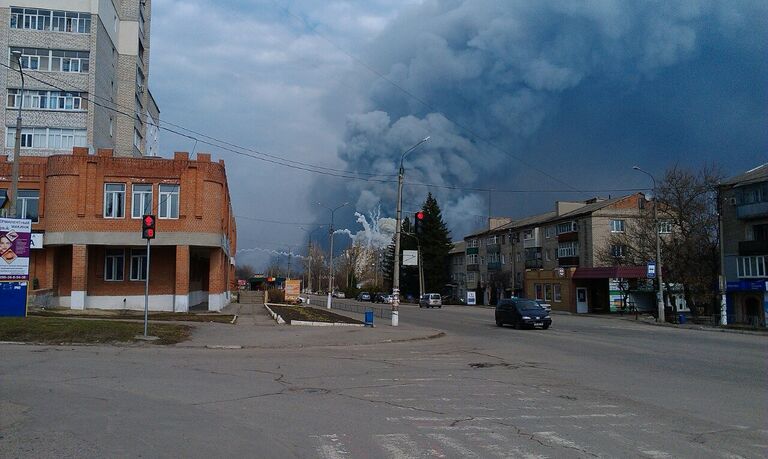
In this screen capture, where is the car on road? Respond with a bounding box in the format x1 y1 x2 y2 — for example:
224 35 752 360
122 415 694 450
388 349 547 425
332 291 346 298
419 293 442 308
496 298 551 329
357 292 371 302
535 299 552 312
375 294 393 304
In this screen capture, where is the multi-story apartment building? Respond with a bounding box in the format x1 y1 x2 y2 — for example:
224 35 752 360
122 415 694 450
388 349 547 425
464 193 653 312
720 163 767 327
1 0 159 158
447 240 466 301
1 147 236 311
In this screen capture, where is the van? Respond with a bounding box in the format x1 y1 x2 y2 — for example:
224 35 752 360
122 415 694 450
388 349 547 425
419 293 442 308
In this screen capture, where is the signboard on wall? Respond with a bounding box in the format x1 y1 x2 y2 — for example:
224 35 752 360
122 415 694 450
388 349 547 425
467 291 477 305
402 250 418 266
0 218 32 281
285 279 301 301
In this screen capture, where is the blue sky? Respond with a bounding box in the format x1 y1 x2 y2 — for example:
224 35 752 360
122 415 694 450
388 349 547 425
148 0 767 269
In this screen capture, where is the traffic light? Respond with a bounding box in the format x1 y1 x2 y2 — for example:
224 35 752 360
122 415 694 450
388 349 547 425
414 210 425 235
142 214 156 239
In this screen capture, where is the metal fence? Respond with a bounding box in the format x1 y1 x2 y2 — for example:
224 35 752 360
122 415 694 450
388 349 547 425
306 296 391 319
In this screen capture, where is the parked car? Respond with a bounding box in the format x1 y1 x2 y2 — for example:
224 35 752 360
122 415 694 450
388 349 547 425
332 291 346 298
372 292 386 303
535 299 552 312
419 293 442 308
495 298 551 329
357 292 371 302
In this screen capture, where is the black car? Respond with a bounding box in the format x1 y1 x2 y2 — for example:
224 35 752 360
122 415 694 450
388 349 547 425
495 298 551 329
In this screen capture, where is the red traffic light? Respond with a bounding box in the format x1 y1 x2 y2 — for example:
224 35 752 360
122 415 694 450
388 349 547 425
416 211 424 220
144 215 154 226
142 214 156 240
146 229 154 238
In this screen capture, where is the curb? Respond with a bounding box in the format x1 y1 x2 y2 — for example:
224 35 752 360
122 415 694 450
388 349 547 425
290 320 364 327
632 318 768 336
263 304 286 324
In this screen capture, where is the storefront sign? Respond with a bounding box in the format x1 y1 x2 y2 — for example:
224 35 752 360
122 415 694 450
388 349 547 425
30 233 44 249
726 280 768 292
646 261 656 279
0 218 32 281
467 291 476 305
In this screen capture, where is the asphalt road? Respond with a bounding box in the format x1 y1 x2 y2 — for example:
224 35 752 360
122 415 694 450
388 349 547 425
1 301 766 458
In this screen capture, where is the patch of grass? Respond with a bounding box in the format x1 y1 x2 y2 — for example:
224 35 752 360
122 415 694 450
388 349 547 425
30 309 234 323
267 305 363 325
0 317 191 345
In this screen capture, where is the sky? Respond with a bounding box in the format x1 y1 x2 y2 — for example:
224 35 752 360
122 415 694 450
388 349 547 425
148 0 768 270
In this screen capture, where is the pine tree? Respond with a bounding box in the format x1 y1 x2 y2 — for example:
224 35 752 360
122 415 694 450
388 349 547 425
419 193 452 293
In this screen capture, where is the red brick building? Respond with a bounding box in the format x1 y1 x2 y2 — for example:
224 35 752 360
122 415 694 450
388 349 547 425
1 148 236 311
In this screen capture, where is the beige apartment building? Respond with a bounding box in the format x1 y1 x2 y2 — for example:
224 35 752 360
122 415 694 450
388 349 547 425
463 193 656 313
1 0 159 159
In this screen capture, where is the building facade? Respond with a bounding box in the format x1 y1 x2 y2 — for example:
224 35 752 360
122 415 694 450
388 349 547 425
448 240 466 302
463 194 655 312
720 163 768 327
0 147 236 311
1 0 159 158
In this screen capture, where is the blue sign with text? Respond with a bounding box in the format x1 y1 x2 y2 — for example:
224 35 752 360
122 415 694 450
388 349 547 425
0 281 27 317
647 261 657 279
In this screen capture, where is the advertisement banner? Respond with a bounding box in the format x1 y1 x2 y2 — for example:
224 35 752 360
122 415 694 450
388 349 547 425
0 218 32 281
285 279 301 301
467 291 477 305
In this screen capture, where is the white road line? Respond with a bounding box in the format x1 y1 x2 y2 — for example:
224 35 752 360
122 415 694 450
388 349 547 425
376 433 422 459
311 434 349 459
427 433 479 458
533 431 587 451
473 432 547 459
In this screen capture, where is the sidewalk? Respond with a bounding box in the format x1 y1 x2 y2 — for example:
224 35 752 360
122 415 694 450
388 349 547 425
176 302 445 349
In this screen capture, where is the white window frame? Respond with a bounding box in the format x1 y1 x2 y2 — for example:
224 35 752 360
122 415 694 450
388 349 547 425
737 256 766 278
131 184 153 219
16 189 39 223
6 127 87 149
467 239 478 248
158 184 180 219
611 244 625 258
104 183 125 219
659 220 672 234
104 248 124 281
130 248 147 281
557 221 577 234
610 219 625 233
545 226 555 238
558 241 579 258
466 254 478 265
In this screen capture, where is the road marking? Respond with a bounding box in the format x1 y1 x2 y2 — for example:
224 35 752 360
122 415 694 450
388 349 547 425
472 432 547 459
312 434 349 459
534 431 587 451
376 434 422 459
427 433 479 458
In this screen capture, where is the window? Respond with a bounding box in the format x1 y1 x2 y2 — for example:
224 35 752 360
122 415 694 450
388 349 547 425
737 183 768 205
6 127 87 149
487 235 498 245
130 249 147 281
7 89 86 111
104 183 125 218
535 283 543 300
10 47 89 73
545 249 552 262
134 128 143 151
523 229 534 240
16 190 39 222
501 234 506 245
553 284 562 302
132 184 153 218
11 8 91 33
558 241 579 258
516 253 521 262
750 224 768 241
467 239 478 248
545 284 552 302
104 249 124 281
545 226 555 238
488 253 499 263
659 220 672 234
466 254 478 265
611 244 626 258
737 256 766 278
158 184 179 219
557 221 577 234
610 219 625 233
466 272 476 283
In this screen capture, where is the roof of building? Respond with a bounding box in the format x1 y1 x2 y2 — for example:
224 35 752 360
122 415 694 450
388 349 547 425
449 241 466 254
556 194 637 220
721 163 768 187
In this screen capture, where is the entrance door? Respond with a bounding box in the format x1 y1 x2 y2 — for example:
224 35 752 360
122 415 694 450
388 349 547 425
576 287 588 314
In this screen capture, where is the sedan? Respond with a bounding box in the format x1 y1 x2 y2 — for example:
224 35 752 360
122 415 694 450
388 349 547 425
357 292 371 302
496 298 551 329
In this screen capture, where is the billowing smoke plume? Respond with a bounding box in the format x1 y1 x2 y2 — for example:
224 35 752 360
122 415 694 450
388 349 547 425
315 0 766 237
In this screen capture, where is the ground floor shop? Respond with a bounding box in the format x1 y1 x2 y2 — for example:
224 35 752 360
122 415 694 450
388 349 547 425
726 280 768 327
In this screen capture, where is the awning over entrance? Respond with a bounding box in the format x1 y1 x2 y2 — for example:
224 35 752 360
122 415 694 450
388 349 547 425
573 267 648 279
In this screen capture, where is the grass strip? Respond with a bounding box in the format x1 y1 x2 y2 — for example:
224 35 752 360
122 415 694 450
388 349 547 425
0 317 191 345
267 305 363 325
30 309 234 323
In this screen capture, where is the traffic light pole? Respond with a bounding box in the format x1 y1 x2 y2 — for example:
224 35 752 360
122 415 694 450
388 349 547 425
143 238 151 336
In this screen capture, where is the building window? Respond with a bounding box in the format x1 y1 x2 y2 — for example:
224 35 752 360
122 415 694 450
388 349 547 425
133 128 143 151
553 284 562 302
10 47 90 73
658 220 672 234
545 249 552 262
6 127 87 150
737 256 766 278
558 241 579 258
610 219 625 233
158 184 179 219
104 183 125 218
487 235 498 245
11 8 91 33
467 272 476 283
105 249 124 281
557 221 577 234
467 239 478 248
545 284 552 302
488 253 499 263
501 234 506 245
736 183 768 205
611 244 626 258
545 226 555 238
535 283 543 300
130 249 148 281
749 224 768 241
132 184 153 218
466 254 478 265
16 190 39 222
7 89 86 111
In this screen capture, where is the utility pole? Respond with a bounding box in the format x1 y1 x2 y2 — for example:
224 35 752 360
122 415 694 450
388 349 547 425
9 51 24 218
317 202 348 309
392 137 430 326
633 166 665 323
287 248 292 280
717 188 728 325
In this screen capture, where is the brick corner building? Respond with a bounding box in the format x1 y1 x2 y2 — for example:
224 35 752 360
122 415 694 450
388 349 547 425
0 148 237 311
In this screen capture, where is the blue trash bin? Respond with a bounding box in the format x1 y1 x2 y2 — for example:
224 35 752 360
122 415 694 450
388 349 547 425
364 310 374 327
678 314 686 324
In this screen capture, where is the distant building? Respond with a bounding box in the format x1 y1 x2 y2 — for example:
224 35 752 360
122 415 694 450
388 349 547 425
447 240 466 301
0 148 236 311
463 194 656 312
719 163 767 327
1 1 159 157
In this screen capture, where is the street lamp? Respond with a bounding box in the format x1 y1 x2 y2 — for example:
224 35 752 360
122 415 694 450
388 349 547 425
633 166 665 323
9 50 24 218
317 201 348 309
392 136 430 326
299 225 324 294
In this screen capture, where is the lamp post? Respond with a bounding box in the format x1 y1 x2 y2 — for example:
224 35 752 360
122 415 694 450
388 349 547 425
300 225 324 294
9 51 25 218
392 136 430 326
633 166 665 323
317 202 348 309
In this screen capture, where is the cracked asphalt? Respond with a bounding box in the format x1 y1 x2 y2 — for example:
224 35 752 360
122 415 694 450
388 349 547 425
1 304 766 458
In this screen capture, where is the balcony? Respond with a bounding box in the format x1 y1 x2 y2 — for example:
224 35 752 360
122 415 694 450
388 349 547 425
486 243 500 253
557 232 578 242
465 247 479 255
558 256 580 267
525 260 543 269
487 262 501 271
466 264 479 272
737 201 768 220
739 240 768 256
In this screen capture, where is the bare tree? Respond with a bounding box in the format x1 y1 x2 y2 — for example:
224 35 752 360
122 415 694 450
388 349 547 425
235 263 256 280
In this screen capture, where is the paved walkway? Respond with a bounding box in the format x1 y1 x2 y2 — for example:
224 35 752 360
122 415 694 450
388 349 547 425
177 302 444 349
